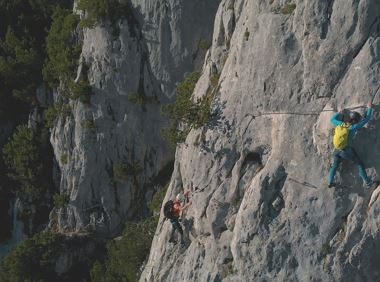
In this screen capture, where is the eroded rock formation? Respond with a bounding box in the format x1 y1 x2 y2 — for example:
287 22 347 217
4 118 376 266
141 0 380 281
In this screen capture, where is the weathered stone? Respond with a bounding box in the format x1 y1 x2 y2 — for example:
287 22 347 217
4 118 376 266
50 0 220 237
141 0 380 281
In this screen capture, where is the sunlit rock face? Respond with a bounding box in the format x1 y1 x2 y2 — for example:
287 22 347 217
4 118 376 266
141 0 380 281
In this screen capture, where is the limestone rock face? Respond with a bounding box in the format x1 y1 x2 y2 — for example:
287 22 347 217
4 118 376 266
49 1 219 236
141 0 380 281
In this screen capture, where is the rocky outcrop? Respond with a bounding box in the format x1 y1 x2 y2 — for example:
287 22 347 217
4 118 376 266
141 0 380 281
50 0 220 236
54 235 106 280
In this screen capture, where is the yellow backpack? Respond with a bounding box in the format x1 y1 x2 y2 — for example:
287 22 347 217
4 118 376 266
333 124 351 150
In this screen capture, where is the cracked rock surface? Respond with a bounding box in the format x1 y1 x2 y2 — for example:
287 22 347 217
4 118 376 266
50 0 220 235
141 0 380 281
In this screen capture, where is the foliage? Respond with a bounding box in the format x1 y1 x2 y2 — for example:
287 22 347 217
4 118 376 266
192 91 214 128
77 0 130 28
69 79 92 104
2 125 43 200
45 105 59 129
164 72 201 124
148 185 168 216
0 230 59 282
60 153 69 165
0 28 40 106
210 74 220 89
45 102 71 128
90 216 158 282
90 261 105 282
113 162 143 182
321 242 331 257
53 193 70 208
43 6 81 86
83 119 95 131
199 39 211 51
0 0 71 116
161 71 215 147
160 125 189 148
281 3 296 14
128 92 154 111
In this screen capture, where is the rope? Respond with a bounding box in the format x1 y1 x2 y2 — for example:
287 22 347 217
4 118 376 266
241 83 380 118
250 105 377 118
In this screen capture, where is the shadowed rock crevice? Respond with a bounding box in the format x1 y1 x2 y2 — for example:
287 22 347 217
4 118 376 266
232 148 269 207
260 166 287 228
321 0 335 39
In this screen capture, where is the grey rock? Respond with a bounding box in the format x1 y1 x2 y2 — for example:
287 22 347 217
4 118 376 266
141 0 380 281
50 0 219 236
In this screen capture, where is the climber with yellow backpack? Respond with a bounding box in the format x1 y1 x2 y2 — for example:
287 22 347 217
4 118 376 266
328 102 374 188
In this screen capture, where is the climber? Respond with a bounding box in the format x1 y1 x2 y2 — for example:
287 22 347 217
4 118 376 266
328 102 374 188
164 190 192 245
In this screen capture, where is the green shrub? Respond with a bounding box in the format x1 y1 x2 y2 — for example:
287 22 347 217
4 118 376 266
90 261 105 282
0 28 40 106
0 230 59 282
2 125 43 200
281 3 296 14
161 126 189 148
69 80 92 104
45 105 59 128
43 7 81 86
210 74 220 89
199 39 211 51
61 103 71 116
0 0 70 114
77 0 127 28
53 193 70 208
113 162 142 182
161 72 200 145
321 243 331 257
83 119 95 131
148 185 168 215
90 216 158 282
18 209 33 222
60 153 69 165
128 92 154 111
161 71 214 147
192 91 214 128
45 102 71 128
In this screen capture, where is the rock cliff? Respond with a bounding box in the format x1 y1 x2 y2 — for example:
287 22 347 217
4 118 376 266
50 0 220 236
141 0 380 281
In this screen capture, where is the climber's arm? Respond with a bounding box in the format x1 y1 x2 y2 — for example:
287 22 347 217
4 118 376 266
351 106 374 131
331 113 344 127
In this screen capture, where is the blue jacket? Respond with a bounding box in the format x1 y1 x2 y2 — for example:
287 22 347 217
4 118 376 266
331 108 374 147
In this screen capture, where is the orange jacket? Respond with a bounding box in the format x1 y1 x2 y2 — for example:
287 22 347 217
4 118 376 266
172 200 182 218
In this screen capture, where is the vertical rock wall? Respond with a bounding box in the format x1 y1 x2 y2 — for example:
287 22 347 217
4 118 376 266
141 0 380 281
50 0 220 236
